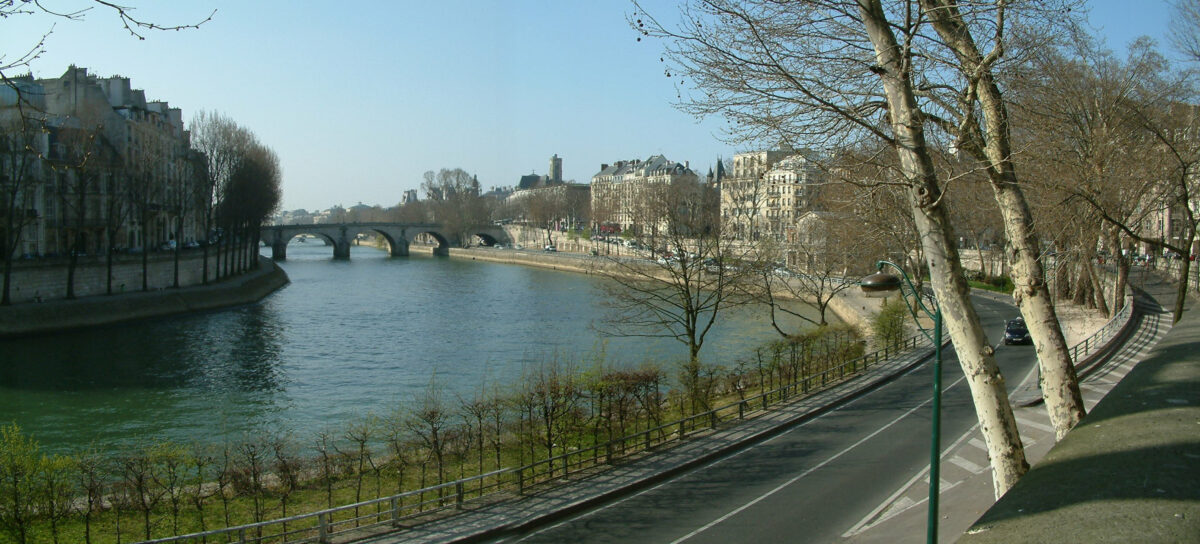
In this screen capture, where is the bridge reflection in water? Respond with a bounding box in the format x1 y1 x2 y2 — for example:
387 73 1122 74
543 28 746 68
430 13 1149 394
262 222 510 260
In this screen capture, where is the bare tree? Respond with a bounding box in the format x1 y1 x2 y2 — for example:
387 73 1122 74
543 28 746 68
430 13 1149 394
75 449 108 544
524 189 566 248
270 437 303 532
1171 0 1200 63
217 140 281 273
422 168 488 247
1 2 213 100
0 424 39 544
1027 34 1200 321
596 177 759 413
405 378 451 493
636 0 1038 494
755 208 876 331
190 110 252 282
0 109 43 305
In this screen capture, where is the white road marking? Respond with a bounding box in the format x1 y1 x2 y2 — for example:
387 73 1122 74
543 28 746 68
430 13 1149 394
1015 415 1056 434
514 358 939 543
948 456 985 474
842 418 981 537
668 398 934 544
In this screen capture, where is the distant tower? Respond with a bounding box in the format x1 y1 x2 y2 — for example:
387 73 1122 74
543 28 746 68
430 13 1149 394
549 154 563 183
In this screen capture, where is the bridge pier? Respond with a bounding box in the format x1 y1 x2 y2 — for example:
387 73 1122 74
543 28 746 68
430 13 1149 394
271 238 288 260
391 238 410 257
433 244 450 256
333 239 351 260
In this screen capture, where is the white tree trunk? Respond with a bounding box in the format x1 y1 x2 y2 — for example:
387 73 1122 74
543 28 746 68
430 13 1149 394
919 0 1087 440
860 0 1029 497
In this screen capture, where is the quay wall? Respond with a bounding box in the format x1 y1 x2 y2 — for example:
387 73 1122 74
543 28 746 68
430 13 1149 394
438 246 874 336
2 249 259 304
0 256 289 338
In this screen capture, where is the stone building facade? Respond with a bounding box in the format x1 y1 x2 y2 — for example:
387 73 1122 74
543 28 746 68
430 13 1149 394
1 66 203 260
719 148 824 241
590 154 699 234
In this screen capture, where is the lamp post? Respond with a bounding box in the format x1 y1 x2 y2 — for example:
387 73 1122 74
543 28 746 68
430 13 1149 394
860 260 943 544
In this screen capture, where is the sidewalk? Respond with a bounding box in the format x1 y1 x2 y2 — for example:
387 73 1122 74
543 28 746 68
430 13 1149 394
958 279 1200 543
844 276 1199 543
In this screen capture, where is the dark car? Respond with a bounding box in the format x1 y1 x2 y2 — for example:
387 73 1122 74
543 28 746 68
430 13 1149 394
1003 317 1031 345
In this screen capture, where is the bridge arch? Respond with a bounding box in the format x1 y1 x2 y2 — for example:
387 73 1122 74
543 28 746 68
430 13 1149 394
262 222 492 260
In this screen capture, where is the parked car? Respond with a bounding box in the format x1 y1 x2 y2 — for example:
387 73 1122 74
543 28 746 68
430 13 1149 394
544 245 557 252
1003 317 1031 345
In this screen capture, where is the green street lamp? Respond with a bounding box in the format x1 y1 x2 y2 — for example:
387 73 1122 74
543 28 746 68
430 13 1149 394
860 260 943 544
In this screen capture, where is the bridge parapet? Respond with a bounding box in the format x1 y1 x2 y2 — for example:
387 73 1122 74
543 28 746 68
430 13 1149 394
262 222 508 260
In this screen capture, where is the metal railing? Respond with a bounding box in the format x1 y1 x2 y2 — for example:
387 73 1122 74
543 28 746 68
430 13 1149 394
1067 293 1135 366
140 335 928 544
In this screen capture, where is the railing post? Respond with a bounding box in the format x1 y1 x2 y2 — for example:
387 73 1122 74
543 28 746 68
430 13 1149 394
238 528 247 544
710 411 717 430
318 512 330 543
456 482 465 509
679 419 686 439
739 400 745 419
391 497 401 527
517 468 524 495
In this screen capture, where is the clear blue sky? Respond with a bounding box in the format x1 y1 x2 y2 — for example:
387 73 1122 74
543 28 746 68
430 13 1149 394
1 0 1179 212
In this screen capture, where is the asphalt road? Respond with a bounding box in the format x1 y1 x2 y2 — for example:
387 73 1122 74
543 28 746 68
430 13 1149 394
492 294 1033 544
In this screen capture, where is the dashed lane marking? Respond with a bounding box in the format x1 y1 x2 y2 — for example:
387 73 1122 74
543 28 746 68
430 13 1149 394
1015 415 1056 434
948 456 986 474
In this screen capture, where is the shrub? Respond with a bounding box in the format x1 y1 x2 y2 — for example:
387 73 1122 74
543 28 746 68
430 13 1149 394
872 297 909 349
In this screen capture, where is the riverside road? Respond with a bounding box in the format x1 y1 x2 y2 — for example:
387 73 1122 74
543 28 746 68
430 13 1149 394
498 294 1029 543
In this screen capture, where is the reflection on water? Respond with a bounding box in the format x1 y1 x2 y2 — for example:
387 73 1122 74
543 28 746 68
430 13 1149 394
0 244 820 453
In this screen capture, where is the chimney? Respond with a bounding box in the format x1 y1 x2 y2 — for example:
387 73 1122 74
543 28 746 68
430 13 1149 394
601 163 609 171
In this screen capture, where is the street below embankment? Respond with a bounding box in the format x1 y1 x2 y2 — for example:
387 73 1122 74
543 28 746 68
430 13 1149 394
488 293 1027 544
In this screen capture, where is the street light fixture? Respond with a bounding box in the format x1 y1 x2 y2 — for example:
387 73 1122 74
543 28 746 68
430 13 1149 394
860 260 943 544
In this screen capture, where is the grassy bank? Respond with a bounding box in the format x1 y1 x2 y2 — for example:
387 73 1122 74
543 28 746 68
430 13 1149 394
0 325 872 544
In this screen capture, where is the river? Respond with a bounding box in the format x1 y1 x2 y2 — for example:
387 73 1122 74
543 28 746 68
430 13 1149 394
0 243 822 454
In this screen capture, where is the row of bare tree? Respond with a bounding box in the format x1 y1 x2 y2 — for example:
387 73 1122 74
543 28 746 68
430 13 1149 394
632 0 1198 499
0 106 281 306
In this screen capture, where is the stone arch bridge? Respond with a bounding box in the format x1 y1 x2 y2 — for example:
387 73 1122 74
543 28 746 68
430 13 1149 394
261 222 510 260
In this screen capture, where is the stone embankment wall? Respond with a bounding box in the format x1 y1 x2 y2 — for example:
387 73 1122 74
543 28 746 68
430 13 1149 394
0 256 289 338
438 246 877 336
2 250 253 304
